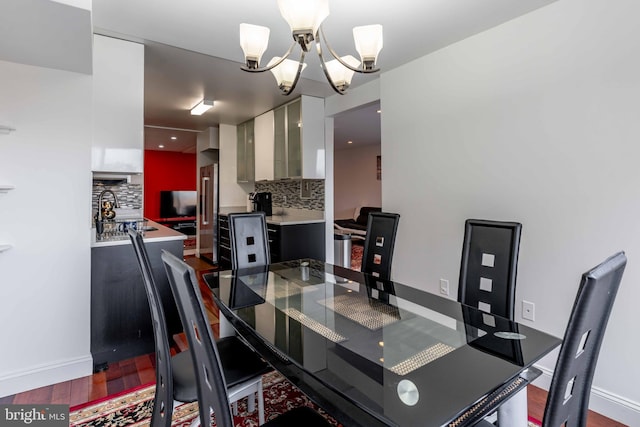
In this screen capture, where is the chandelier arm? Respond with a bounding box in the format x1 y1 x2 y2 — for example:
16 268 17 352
283 50 306 95
315 36 346 95
319 26 380 74
240 41 298 73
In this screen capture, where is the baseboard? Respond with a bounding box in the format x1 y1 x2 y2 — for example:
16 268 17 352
532 364 640 426
0 355 93 398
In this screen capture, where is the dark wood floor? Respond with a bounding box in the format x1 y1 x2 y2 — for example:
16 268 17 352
0 256 626 426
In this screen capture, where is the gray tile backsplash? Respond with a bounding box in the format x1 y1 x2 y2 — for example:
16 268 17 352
255 179 324 211
92 180 142 212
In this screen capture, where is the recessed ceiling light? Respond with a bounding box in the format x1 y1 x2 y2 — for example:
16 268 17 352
170 136 177 140
347 140 353 144
158 144 165 148
377 109 381 114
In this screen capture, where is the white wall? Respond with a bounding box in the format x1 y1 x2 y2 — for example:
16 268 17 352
0 59 93 396
325 79 380 263
380 0 640 423
334 144 382 219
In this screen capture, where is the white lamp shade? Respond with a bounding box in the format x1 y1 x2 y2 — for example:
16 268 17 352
268 57 307 88
240 23 270 63
353 24 383 63
277 0 329 34
326 55 360 87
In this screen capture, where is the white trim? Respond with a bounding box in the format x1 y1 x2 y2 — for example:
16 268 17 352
532 364 640 426
0 355 93 398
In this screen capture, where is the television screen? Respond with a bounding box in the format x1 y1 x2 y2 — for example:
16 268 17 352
160 190 197 218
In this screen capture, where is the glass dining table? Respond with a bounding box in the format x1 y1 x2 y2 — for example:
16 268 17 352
205 259 561 427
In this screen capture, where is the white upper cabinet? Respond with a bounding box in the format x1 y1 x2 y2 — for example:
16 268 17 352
91 35 144 173
273 95 325 180
254 110 275 181
236 119 255 183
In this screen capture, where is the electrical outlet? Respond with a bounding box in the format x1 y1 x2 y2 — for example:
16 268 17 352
522 300 535 321
439 279 449 296
300 179 312 199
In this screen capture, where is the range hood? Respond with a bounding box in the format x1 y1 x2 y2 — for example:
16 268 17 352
92 172 142 184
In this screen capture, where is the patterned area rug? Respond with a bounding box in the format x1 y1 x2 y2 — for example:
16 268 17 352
351 243 363 271
68 368 543 427
69 371 338 427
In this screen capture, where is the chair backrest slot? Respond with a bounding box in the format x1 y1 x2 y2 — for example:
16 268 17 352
563 376 576 404
481 253 495 267
479 277 493 292
478 301 491 313
575 330 590 358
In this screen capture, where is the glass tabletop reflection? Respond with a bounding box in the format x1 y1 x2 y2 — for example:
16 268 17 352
208 259 560 427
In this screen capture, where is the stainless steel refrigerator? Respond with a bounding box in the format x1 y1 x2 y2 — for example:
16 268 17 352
198 163 219 264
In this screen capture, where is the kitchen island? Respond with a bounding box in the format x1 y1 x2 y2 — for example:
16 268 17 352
90 220 186 371
218 207 325 269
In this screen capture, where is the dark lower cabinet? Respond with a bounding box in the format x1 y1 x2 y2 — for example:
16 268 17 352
267 222 325 263
217 213 325 269
218 214 232 268
90 239 183 371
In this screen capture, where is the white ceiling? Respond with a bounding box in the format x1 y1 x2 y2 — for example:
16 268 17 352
90 0 558 152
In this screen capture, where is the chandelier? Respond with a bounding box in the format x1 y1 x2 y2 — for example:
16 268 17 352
239 0 383 95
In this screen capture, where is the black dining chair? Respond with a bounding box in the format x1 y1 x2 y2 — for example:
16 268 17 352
228 211 271 269
229 212 271 270
361 212 400 280
474 251 626 427
129 229 185 427
458 219 522 320
128 230 270 426
161 250 332 427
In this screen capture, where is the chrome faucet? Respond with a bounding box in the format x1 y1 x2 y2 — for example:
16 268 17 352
97 190 120 221
95 190 120 238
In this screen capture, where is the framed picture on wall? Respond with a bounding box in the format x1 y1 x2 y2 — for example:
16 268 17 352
377 155 381 180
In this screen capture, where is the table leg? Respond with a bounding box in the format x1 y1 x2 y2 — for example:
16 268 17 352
497 386 528 427
218 315 235 338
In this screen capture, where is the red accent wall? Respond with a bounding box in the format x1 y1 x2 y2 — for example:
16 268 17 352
144 150 197 221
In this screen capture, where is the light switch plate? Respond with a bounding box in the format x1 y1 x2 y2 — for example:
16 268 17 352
522 300 535 321
439 279 449 296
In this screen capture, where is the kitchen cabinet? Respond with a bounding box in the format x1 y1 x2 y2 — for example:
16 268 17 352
91 35 144 173
254 110 275 181
237 119 255 182
90 239 183 370
218 214 232 268
274 96 325 180
267 222 325 263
